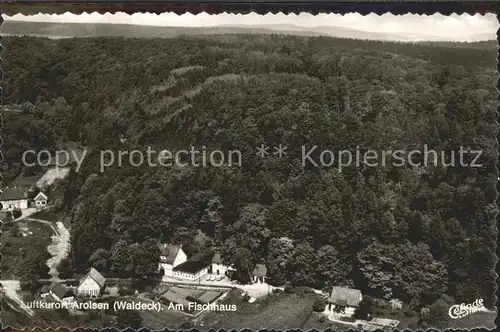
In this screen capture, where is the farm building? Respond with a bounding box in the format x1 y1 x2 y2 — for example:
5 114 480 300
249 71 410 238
172 260 208 281
328 286 363 316
77 267 106 297
158 244 187 277
160 290 191 308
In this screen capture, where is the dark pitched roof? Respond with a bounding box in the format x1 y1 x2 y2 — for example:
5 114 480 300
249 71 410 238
50 282 72 299
158 244 181 264
330 287 362 307
173 260 208 274
252 264 267 277
0 187 28 201
83 267 106 287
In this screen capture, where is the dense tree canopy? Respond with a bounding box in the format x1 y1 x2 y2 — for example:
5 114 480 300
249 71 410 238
1 33 497 309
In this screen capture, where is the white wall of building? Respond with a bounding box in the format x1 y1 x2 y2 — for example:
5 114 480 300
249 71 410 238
0 199 28 210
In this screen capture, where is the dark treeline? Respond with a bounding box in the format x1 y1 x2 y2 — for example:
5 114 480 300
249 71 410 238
1 34 497 310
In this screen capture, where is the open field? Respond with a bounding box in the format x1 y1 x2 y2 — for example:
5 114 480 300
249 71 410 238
0 220 53 279
198 289 325 330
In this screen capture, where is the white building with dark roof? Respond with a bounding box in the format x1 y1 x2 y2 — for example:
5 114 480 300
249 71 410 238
77 267 106 297
158 243 187 277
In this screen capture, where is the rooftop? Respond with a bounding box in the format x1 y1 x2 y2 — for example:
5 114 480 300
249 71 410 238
252 264 267 277
329 286 362 307
50 282 72 299
173 260 208 274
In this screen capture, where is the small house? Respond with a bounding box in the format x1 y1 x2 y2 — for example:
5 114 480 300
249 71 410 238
209 252 236 276
328 286 362 316
252 264 267 283
34 191 48 210
0 187 29 211
158 244 187 277
77 267 106 297
172 260 208 281
49 282 74 304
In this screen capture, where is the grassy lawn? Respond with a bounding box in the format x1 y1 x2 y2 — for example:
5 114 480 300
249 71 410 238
29 209 64 223
0 220 54 279
198 289 326 330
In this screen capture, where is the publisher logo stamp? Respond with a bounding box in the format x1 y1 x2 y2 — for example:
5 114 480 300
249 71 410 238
448 298 485 319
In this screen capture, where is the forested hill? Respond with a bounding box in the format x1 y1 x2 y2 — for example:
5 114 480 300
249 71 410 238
1 34 497 311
